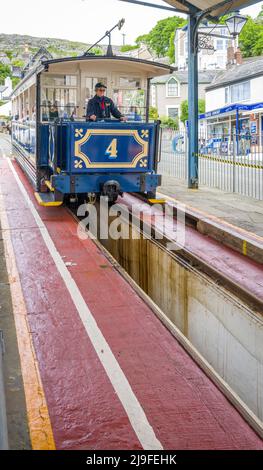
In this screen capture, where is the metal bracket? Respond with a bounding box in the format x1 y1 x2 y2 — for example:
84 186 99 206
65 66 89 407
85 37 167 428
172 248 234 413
198 34 215 52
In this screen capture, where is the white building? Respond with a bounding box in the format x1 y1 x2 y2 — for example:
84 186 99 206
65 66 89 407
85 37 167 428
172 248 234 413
0 77 13 117
0 52 11 66
201 56 263 142
175 24 229 71
0 77 12 100
0 100 12 116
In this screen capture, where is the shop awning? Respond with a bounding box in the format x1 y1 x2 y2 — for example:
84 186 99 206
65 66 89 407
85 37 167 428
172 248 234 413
199 102 263 120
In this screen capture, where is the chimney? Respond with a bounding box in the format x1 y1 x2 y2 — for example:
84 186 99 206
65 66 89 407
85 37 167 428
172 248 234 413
227 45 235 67
235 47 243 65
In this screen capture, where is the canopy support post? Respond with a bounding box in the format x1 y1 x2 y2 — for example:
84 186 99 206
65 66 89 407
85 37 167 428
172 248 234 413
187 8 210 189
188 12 199 188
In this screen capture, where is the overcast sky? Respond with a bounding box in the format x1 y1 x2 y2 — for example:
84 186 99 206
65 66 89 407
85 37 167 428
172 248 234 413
1 0 263 45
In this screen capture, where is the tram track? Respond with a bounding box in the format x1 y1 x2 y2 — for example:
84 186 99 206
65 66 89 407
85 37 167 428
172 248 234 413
66 187 263 320
119 193 263 315
67 199 263 439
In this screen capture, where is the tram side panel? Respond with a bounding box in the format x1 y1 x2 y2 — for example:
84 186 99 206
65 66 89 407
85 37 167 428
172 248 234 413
11 121 37 186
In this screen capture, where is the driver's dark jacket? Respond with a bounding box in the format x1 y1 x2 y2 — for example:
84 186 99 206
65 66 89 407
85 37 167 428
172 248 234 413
86 95 123 120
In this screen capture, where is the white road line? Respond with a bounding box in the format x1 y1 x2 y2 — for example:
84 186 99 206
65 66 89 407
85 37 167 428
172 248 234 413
6 157 163 451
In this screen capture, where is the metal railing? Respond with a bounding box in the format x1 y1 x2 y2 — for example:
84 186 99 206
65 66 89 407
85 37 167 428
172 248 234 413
158 129 263 201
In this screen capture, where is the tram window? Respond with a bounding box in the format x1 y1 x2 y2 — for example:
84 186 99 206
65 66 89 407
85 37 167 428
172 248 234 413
65 75 77 86
113 89 145 119
119 77 141 88
41 88 77 121
85 77 107 100
42 75 77 87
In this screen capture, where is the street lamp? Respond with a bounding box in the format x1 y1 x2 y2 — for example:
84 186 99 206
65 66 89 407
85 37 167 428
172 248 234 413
118 18 125 30
225 11 247 38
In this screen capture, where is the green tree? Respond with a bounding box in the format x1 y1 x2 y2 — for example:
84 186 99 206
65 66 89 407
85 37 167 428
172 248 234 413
89 47 103 55
252 30 263 56
160 116 179 130
180 99 205 124
149 106 158 120
136 16 186 58
120 45 138 52
12 77 21 88
11 59 25 67
4 50 13 60
0 64 12 84
239 17 263 57
135 34 148 46
168 31 175 64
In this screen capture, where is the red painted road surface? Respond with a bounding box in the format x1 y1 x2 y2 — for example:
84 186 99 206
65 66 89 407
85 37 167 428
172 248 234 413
0 155 262 450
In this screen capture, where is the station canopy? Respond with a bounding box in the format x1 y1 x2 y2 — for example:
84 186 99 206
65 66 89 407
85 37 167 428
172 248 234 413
162 1 261 18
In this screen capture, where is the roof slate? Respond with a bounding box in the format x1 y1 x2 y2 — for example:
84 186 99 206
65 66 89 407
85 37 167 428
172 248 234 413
151 70 217 85
206 56 263 89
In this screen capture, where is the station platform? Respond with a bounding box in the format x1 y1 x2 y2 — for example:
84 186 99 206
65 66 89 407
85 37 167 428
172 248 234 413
0 140 263 449
159 175 263 238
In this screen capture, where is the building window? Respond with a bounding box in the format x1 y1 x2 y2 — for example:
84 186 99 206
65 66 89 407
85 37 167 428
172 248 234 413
216 39 224 50
167 107 179 119
230 81 250 102
167 77 179 97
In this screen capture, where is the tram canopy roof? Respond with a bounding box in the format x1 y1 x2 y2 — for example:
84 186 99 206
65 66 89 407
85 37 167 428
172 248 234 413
163 0 261 18
11 55 175 97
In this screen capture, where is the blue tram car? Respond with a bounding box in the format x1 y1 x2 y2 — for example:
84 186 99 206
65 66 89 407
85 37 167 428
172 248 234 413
11 54 174 205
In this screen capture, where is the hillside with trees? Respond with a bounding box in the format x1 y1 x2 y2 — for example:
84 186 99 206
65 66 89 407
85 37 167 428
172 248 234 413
0 33 116 88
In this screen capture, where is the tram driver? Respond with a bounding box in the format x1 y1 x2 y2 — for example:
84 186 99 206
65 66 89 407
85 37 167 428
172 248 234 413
86 82 127 122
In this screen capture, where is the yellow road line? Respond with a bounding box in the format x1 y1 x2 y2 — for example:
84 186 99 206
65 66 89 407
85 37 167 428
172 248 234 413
0 172 56 450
